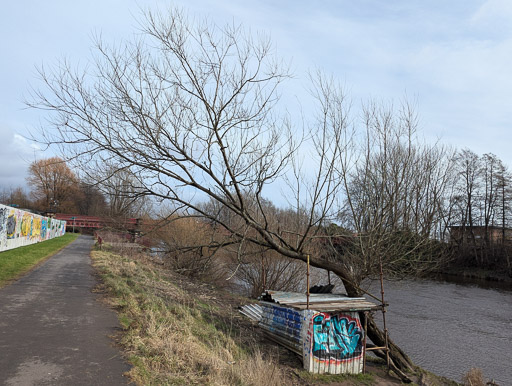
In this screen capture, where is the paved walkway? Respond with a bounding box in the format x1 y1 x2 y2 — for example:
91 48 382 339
0 235 130 385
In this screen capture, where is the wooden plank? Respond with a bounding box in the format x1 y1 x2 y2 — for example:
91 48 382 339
280 303 374 309
284 300 377 308
291 302 380 311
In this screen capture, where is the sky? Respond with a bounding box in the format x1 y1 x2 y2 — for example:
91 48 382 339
2 0 512 192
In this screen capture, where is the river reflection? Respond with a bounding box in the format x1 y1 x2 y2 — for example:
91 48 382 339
368 278 512 384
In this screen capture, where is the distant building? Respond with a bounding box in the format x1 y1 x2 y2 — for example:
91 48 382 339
449 225 512 245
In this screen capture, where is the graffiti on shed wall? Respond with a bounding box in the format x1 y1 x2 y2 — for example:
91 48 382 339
311 313 363 360
303 311 364 374
0 204 66 252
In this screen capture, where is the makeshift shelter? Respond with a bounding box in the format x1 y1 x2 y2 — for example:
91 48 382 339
241 290 381 374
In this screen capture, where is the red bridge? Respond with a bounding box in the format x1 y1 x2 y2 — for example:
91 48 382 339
54 214 141 232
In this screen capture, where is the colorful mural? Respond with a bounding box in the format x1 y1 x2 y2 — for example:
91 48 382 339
0 204 66 252
311 313 363 360
302 310 364 374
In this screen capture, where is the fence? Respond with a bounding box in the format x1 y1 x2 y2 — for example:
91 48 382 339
0 204 66 252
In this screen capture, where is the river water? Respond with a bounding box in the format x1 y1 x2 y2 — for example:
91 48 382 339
369 277 512 384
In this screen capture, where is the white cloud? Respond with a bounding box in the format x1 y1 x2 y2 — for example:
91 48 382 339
471 0 512 25
0 125 42 189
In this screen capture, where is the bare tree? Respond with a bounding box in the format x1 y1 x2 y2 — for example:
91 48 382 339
449 151 512 270
199 195 310 297
29 7 345 266
306 74 457 376
151 216 230 283
496 164 512 275
452 149 481 254
74 182 108 216
99 168 151 218
479 153 500 262
494 161 512 244
337 100 455 278
231 245 306 298
0 186 33 209
29 8 434 378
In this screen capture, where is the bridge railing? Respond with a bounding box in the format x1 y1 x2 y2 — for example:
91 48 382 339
54 214 140 231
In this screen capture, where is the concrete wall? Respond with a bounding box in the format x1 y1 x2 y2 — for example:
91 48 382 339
0 204 66 252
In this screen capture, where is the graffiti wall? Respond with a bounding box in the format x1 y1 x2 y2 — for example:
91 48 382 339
302 310 364 374
259 302 304 353
0 204 66 252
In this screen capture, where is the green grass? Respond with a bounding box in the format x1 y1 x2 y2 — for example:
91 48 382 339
0 233 79 286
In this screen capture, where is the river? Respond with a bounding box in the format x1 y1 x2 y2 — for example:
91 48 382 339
369 277 512 384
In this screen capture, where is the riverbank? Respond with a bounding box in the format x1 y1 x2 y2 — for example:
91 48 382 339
430 267 512 287
91 246 458 385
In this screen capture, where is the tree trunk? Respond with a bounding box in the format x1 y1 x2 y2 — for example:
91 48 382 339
340 277 416 373
362 315 415 382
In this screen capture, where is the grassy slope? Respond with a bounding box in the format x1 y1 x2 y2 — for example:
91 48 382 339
0 233 79 286
92 249 293 385
91 249 459 386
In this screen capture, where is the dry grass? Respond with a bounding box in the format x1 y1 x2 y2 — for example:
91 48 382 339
462 368 485 386
91 248 463 386
92 249 289 385
94 231 144 258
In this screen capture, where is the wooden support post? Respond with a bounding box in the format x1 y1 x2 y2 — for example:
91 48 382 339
363 311 368 374
379 258 391 372
306 254 310 310
262 256 266 290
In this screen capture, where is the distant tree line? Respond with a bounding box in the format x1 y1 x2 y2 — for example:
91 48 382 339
447 150 512 272
0 157 150 219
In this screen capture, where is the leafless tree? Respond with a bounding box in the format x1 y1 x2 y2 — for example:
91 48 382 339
494 161 512 247
0 187 33 209
449 150 512 269
198 195 311 297
99 168 152 218
337 100 455 279
452 149 481 254
29 8 439 378
29 8 346 265
230 245 306 298
479 153 500 262
308 74 457 376
73 182 108 216
150 216 231 284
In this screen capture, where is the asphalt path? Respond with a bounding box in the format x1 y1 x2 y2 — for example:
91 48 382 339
0 235 130 385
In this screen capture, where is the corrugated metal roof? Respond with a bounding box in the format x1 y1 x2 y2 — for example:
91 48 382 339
262 290 380 312
239 304 262 322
